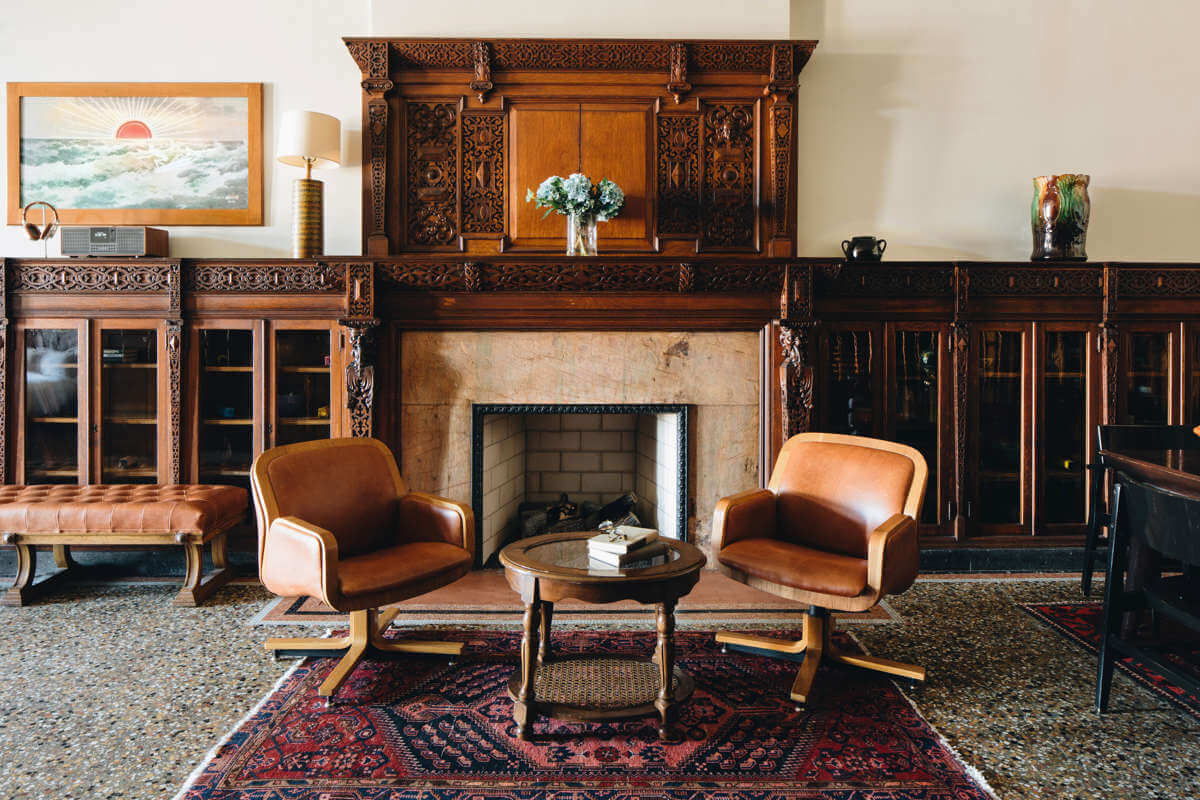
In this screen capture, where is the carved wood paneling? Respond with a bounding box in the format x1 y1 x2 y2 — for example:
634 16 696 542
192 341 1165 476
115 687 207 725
376 262 467 291
461 113 505 235
405 102 460 248
656 115 700 237
1114 266 1200 296
702 103 756 250
485 263 679 292
365 98 390 253
769 99 793 238
184 264 343 293
341 262 375 319
490 40 668 71
689 42 772 72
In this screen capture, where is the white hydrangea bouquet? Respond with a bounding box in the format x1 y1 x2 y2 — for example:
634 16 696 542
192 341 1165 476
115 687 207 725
525 172 625 255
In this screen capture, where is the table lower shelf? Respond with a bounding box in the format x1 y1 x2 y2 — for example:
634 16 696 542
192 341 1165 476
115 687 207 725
507 655 694 722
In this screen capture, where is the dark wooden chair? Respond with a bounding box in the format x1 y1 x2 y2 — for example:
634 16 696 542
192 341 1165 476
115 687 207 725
1097 471 1200 712
1082 425 1200 596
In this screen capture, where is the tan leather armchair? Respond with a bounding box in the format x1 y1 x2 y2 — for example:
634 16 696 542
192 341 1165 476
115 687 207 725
714 432 928 704
251 437 474 701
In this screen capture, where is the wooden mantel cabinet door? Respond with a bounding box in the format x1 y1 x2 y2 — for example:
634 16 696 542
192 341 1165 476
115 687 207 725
1118 324 1179 425
14 319 89 485
267 321 345 448
508 102 655 252
815 324 883 439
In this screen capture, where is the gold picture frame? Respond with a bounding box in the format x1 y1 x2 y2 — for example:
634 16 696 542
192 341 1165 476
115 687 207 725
7 82 263 226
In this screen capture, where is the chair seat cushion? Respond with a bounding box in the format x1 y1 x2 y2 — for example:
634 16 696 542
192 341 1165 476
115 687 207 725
718 537 868 598
338 541 472 599
0 484 247 535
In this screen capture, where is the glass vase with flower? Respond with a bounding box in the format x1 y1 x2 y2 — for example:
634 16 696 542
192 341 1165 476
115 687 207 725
526 172 625 256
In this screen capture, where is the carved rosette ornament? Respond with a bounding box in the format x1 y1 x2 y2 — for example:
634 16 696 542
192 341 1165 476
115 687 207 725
165 320 184 483
342 321 380 438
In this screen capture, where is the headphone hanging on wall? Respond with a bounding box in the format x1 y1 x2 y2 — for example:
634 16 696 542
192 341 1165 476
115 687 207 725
22 200 59 241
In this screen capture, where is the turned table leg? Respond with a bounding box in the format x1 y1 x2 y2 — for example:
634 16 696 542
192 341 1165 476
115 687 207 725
655 598 679 741
514 589 541 740
538 601 554 663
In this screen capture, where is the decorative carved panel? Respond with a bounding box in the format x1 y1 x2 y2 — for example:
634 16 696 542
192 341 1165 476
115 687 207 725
490 40 668 71
702 103 757 250
656 115 700 236
165 321 183 483
341 262 375 318
968 267 1102 296
816 264 955 297
376 261 467 291
461 113 505 235
10 262 172 293
1114 266 1200 296
184 263 343 293
405 102 460 248
343 321 378 438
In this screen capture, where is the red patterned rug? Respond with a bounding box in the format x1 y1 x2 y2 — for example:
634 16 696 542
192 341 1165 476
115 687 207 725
176 628 993 799
1021 601 1200 720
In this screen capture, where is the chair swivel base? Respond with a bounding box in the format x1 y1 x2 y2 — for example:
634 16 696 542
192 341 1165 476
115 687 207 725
265 606 463 700
715 610 925 704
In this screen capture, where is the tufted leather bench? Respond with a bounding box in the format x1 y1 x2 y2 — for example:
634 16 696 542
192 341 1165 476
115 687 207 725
0 484 248 607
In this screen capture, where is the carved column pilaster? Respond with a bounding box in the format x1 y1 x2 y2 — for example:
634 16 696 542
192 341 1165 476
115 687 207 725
348 40 394 255
341 319 380 438
165 320 183 483
1101 264 1120 424
951 265 970 538
779 263 815 439
765 43 796 242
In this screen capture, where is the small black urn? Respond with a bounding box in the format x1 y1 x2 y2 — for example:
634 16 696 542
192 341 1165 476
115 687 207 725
842 236 887 261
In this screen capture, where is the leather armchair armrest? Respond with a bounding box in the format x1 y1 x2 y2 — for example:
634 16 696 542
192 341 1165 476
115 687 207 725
713 488 776 550
397 492 476 563
867 513 919 595
261 516 340 607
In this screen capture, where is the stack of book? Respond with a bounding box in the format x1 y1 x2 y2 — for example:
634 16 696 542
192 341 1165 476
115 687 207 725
587 525 666 568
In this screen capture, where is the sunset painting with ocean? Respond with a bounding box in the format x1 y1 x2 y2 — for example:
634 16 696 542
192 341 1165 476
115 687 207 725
19 95 250 210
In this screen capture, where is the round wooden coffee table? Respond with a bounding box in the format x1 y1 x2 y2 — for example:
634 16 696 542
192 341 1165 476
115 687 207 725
498 530 706 741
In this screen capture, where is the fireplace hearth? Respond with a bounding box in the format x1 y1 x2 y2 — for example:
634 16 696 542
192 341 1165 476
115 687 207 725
471 403 689 566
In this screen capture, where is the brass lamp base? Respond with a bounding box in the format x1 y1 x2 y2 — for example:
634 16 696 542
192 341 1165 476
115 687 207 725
291 177 324 258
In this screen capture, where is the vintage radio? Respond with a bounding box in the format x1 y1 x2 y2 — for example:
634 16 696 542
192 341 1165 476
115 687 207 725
60 226 169 257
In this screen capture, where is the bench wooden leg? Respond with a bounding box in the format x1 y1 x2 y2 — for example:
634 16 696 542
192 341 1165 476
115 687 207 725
3 543 75 607
173 533 233 607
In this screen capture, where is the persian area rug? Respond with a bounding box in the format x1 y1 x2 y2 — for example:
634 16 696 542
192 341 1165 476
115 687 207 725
250 569 898 626
1021 601 1200 720
177 628 993 799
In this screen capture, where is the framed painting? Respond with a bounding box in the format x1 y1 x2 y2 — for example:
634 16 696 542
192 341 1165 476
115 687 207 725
6 82 263 226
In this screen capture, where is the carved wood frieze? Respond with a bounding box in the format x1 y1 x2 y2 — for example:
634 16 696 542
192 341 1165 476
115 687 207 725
10 262 173 293
967 267 1102 296
184 263 343 293
461 113 506 235
702 103 757 250
406 102 460 248
816 263 955 297
1112 266 1200 296
376 261 468 291
656 114 701 236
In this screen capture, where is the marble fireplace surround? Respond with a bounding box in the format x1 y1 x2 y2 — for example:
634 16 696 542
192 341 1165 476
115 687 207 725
399 331 762 566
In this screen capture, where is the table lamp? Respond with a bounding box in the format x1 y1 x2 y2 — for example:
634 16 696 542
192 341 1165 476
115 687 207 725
277 110 341 257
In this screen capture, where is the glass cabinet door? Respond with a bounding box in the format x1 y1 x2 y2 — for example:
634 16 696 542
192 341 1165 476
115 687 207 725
1190 327 1200 425
824 329 875 436
1124 331 1170 424
1041 330 1088 524
274 329 332 445
99 329 158 483
894 329 939 524
976 329 1023 525
198 329 254 488
24 328 81 484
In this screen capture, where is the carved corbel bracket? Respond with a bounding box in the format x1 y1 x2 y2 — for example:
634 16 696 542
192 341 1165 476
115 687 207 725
666 42 691 104
763 43 797 100
779 263 816 438
341 318 381 438
470 40 494 103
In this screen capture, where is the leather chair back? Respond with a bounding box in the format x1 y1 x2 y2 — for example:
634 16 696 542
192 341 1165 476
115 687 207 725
252 438 406 562
768 433 925 559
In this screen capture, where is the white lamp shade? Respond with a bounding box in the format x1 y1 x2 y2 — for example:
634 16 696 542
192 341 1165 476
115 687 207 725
276 110 341 168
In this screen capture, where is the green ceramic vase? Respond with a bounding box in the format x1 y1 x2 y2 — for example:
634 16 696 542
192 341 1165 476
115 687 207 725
1031 174 1090 261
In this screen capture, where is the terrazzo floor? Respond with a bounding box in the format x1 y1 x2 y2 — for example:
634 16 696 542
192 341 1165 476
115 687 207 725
0 575 1196 800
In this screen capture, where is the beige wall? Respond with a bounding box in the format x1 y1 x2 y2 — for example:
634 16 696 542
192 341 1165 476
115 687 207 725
3 1 1197 260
